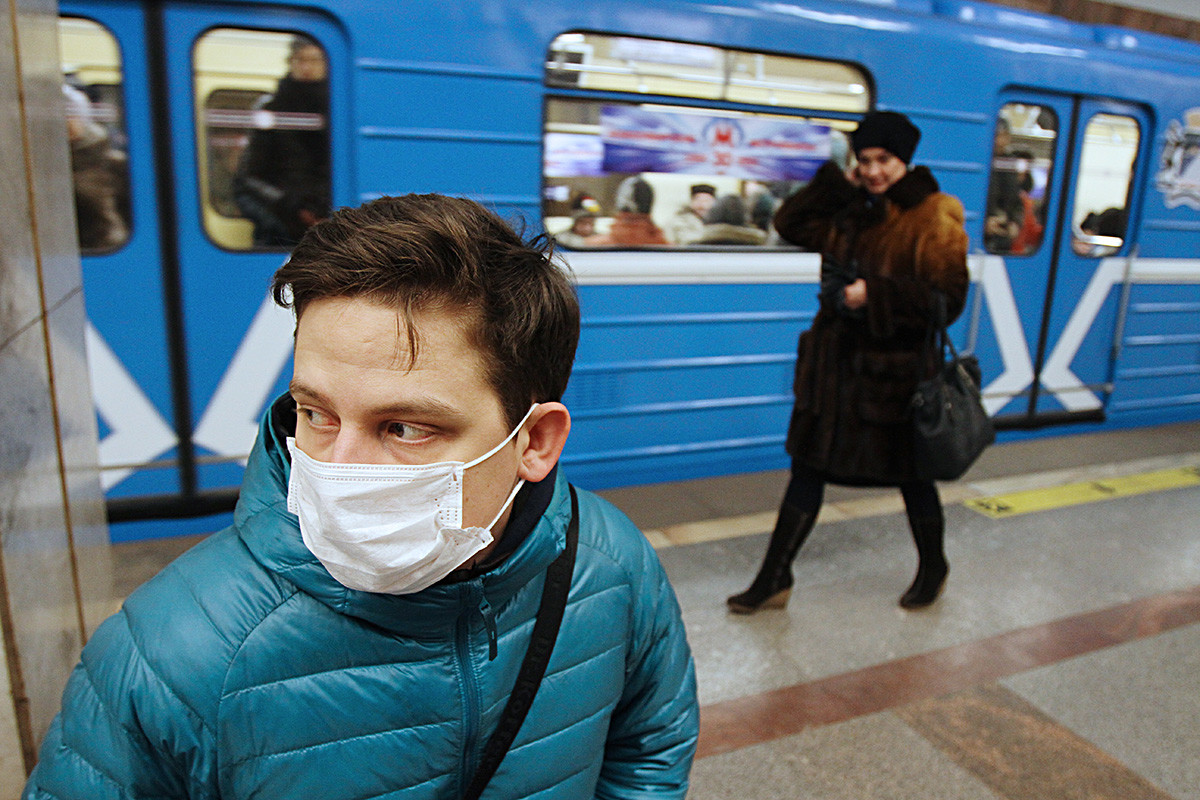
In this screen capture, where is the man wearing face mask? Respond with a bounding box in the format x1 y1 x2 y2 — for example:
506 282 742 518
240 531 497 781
26 195 699 799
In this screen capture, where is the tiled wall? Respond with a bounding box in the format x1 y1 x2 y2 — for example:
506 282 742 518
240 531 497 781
0 0 113 791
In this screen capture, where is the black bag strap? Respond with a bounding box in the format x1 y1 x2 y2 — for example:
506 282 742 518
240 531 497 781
462 484 580 800
926 292 962 363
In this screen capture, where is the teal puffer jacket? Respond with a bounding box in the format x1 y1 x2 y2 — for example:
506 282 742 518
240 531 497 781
25 407 698 799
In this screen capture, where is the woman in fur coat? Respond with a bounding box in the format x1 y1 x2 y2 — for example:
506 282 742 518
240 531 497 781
728 111 969 613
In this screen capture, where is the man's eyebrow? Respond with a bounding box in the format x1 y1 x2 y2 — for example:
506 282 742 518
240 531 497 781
367 397 463 421
288 380 326 403
288 380 464 421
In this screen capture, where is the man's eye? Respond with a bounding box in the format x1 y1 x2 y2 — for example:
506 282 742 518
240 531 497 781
297 406 333 428
388 422 430 441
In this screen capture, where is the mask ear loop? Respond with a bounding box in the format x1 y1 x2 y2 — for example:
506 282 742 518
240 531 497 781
467 404 539 532
484 478 527 532
463 404 539 469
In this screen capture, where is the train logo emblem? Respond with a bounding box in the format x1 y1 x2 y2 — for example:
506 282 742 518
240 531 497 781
701 119 742 171
1156 108 1200 210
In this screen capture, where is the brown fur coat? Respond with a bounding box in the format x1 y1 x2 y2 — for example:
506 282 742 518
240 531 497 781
774 161 969 484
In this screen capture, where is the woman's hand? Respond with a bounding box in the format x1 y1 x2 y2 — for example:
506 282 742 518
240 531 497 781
843 278 868 310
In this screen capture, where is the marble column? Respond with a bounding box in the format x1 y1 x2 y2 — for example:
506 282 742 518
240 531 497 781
0 0 114 791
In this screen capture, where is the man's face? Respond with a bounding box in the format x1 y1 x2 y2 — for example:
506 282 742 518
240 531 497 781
690 192 715 217
290 296 523 532
289 45 328 82
993 127 1011 155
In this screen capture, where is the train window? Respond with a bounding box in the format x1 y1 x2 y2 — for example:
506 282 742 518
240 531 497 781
194 28 330 251
547 33 869 112
1070 114 1139 258
544 34 868 249
58 17 132 254
543 98 854 248
984 104 1057 256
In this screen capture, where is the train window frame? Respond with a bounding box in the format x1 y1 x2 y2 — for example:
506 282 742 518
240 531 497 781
1069 113 1140 259
984 103 1058 257
192 26 331 252
58 15 133 255
542 32 871 251
547 32 871 110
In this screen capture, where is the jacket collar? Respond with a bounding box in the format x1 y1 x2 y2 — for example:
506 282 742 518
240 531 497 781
234 394 570 637
885 165 939 210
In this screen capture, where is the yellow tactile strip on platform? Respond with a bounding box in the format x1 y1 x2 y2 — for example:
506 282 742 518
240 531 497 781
642 454 1200 548
965 466 1200 519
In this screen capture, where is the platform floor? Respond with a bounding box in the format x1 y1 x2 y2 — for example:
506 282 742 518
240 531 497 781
112 421 1200 799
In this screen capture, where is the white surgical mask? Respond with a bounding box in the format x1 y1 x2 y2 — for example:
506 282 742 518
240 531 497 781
286 405 537 595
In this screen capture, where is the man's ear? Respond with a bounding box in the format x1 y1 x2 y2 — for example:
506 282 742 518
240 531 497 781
517 402 570 482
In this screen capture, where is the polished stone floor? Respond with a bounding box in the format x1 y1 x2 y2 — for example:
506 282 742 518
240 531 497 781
107 421 1200 799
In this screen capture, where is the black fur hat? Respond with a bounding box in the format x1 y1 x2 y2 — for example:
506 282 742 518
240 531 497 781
850 111 921 163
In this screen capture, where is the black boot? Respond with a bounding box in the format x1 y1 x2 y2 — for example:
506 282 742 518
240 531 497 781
900 513 948 609
727 502 818 614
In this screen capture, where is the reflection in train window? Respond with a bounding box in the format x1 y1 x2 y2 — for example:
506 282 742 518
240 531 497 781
1071 114 1139 258
543 33 869 249
194 28 330 250
984 103 1057 256
58 16 132 253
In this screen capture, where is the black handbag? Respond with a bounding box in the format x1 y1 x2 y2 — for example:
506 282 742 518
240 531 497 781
909 302 995 481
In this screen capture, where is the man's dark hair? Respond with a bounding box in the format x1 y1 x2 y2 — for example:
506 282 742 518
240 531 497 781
272 194 581 427
289 35 321 57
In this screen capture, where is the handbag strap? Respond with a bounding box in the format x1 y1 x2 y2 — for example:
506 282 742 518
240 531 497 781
462 484 580 800
927 292 962 363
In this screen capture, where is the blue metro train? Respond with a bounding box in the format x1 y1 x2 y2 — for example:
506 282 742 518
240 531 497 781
57 0 1200 541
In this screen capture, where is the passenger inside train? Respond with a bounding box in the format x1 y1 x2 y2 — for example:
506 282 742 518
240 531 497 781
62 81 129 252
667 182 717 244
232 35 331 248
694 193 768 246
588 174 669 245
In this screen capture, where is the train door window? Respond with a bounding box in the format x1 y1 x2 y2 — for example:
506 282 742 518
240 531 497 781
984 103 1057 256
193 28 330 251
1070 113 1139 258
543 33 869 249
58 16 132 253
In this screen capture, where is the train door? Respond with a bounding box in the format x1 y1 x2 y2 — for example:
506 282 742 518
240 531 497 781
60 1 348 538
981 93 1148 426
161 5 347 512
59 4 175 512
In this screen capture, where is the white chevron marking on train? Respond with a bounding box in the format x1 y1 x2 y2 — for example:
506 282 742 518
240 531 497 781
85 324 177 490
87 257 1200 489
192 294 296 459
975 255 1035 415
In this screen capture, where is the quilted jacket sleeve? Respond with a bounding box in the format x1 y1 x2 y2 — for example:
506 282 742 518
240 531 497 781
594 510 699 800
22 609 215 800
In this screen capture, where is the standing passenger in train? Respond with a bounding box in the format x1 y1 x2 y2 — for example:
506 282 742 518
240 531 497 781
984 117 1024 253
554 207 599 248
25 194 698 799
1008 150 1044 255
727 111 969 613
591 175 669 245
694 194 767 245
233 35 331 247
667 182 717 244
63 83 129 251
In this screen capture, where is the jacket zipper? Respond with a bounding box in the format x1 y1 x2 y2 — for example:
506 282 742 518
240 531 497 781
455 586 481 794
479 595 498 661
